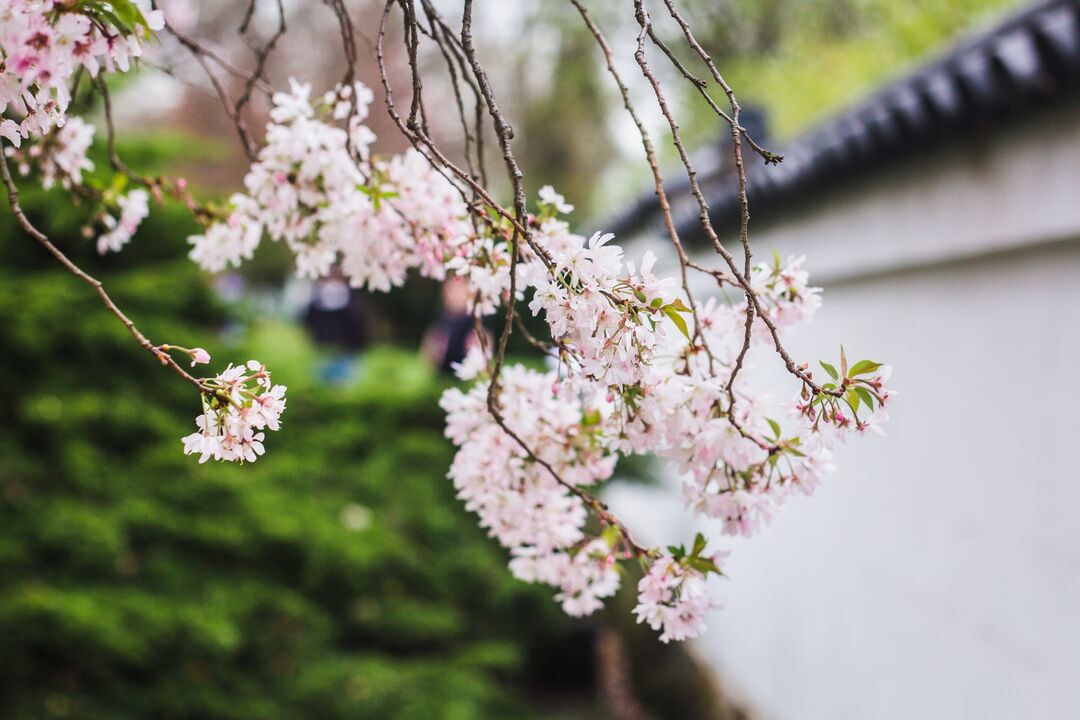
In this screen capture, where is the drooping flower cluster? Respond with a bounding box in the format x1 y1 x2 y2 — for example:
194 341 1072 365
11 115 95 188
433 186 895 642
187 80 481 295
0 0 163 145
181 91 893 637
181 359 287 464
633 550 717 643
96 187 149 254
441 357 623 615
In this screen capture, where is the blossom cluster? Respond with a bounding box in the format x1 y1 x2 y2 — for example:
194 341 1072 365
181 359 287 464
13 115 95 189
435 190 895 642
441 359 623 617
96 186 149 254
526 225 682 387
0 0 163 145
6 111 152 253
2 6 155 252
634 550 716 643
187 80 488 297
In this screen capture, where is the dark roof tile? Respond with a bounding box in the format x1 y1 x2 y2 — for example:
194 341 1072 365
609 0 1080 242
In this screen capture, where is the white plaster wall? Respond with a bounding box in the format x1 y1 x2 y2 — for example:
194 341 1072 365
608 104 1080 718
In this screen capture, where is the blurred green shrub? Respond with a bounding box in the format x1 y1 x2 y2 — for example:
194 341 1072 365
0 183 581 720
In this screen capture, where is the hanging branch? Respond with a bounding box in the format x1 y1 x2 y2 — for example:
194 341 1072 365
1 153 207 394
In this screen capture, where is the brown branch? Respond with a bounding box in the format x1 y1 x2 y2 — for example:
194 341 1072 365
633 0 839 401
234 0 286 123
377 0 650 558
569 0 716 371
1 153 207 394
96 78 212 221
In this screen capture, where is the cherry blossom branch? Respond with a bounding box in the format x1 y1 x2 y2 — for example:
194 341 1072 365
1 0 893 640
631 0 841 400
375 0 653 558
569 0 716 373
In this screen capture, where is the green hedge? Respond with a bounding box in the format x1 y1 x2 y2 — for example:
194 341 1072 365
0 183 582 718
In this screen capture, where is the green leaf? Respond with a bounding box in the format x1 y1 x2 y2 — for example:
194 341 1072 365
848 359 882 377
662 305 691 341
687 556 722 575
691 532 707 558
845 388 860 413
766 417 781 439
601 524 620 549
854 386 876 410
819 361 839 381
669 297 692 313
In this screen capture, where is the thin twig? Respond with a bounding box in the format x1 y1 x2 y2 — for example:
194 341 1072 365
1 153 207 393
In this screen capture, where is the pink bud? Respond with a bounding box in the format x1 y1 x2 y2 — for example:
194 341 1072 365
190 348 211 366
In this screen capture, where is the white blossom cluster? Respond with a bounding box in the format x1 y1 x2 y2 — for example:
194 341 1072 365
0 0 163 145
12 115 95 188
6 114 151 253
633 552 715 643
435 188 895 642
181 359 287 464
187 80 489 297
441 359 623 617
2 3 156 254
96 187 149 254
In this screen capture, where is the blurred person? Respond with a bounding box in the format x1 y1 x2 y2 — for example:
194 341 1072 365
422 274 487 374
303 267 370 383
